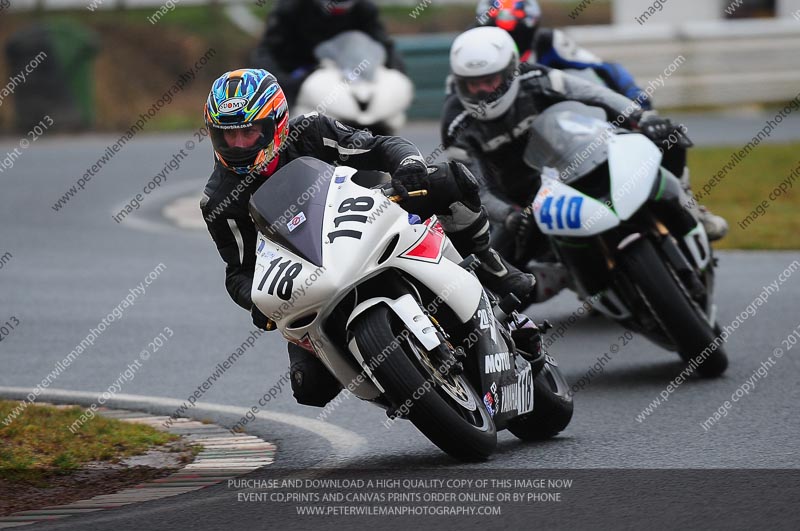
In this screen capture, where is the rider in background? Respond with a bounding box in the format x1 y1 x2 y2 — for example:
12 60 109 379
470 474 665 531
441 27 728 301
251 0 405 104
473 0 652 109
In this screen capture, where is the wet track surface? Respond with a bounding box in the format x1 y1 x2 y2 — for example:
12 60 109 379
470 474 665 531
1 117 799 529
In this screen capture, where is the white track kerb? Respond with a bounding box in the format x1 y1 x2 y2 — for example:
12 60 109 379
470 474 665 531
0 405 276 528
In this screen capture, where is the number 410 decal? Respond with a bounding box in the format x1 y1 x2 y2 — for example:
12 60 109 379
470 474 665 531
539 195 584 230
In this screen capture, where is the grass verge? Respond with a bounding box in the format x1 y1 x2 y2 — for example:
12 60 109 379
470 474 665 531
688 142 800 250
0 400 177 474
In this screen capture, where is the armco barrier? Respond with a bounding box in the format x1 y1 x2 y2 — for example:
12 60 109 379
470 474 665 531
396 19 800 118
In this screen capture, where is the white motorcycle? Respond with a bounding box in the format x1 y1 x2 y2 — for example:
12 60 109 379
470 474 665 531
518 101 728 377
293 31 414 136
248 157 572 461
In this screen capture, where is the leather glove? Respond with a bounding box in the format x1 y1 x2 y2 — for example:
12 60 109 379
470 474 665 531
636 111 692 148
391 157 429 200
252 306 276 331
506 207 536 264
637 111 674 143
504 207 524 233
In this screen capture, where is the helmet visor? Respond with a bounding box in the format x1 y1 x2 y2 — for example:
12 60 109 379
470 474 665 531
210 118 276 169
454 62 517 106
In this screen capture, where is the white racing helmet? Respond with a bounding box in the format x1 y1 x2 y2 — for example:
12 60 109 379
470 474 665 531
449 26 520 121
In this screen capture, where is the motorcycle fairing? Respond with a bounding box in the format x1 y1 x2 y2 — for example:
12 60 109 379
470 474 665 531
251 160 485 400
249 157 334 267
607 133 662 220
533 175 619 236
471 290 531 425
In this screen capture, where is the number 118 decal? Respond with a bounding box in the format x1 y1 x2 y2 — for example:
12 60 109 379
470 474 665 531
258 257 303 300
539 195 584 230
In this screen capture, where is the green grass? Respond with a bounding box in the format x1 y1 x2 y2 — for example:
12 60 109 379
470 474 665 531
7 5 243 41
0 401 177 473
688 142 800 249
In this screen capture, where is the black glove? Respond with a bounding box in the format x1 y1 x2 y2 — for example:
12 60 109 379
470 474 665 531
636 112 693 148
391 157 429 200
637 112 674 143
504 208 524 233
506 207 536 263
252 306 276 331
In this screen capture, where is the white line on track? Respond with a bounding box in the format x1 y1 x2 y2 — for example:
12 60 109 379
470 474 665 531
110 179 206 234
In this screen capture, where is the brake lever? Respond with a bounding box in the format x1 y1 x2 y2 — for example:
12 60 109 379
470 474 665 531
387 189 429 203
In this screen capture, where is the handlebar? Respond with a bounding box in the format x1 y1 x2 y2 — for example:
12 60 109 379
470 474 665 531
376 185 429 203
388 189 428 203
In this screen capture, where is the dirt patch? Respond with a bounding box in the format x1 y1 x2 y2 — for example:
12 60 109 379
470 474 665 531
0 11 245 133
0 440 196 517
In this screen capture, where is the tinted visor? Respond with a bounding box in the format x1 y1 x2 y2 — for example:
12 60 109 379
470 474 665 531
454 62 517 106
209 118 276 168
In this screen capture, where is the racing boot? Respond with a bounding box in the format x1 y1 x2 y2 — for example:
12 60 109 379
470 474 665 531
525 260 571 303
421 161 536 304
474 247 537 303
439 202 536 304
680 168 728 241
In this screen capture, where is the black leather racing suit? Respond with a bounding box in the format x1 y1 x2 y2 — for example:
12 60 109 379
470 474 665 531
252 0 405 103
441 63 642 260
201 112 492 407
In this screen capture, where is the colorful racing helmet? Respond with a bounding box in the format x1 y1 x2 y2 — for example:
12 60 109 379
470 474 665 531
476 0 542 32
314 0 359 15
204 69 289 176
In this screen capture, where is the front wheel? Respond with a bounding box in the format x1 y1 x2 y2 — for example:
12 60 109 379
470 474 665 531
507 358 574 441
352 305 497 461
622 238 728 377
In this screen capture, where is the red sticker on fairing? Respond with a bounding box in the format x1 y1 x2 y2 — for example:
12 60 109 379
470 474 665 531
400 219 446 263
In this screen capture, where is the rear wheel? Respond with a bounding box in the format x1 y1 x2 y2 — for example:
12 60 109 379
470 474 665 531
352 305 496 461
507 358 574 440
622 238 728 377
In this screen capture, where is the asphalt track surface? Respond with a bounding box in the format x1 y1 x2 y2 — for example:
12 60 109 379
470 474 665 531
1 115 799 530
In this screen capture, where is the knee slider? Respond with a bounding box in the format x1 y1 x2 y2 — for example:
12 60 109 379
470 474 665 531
290 361 342 407
448 161 481 211
444 206 491 255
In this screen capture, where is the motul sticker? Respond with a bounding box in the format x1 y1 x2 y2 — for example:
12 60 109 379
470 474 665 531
485 351 511 374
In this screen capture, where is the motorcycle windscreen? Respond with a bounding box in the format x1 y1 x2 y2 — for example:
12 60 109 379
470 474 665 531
523 101 613 184
249 157 333 267
313 31 384 82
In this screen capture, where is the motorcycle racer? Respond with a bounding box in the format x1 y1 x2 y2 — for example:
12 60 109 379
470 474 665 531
440 27 728 300
200 68 534 407
473 0 651 109
251 0 405 104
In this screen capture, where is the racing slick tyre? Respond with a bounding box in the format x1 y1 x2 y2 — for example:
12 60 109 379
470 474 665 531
507 359 573 441
353 305 497 461
622 237 728 378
